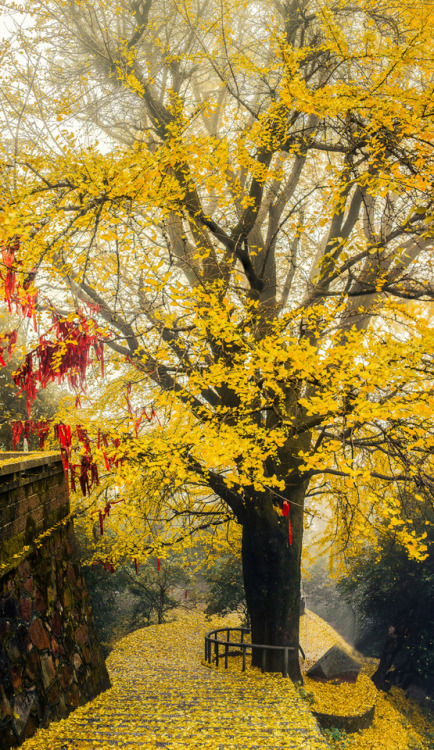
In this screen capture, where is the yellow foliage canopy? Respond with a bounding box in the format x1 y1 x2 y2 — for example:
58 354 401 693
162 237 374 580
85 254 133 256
0 0 433 578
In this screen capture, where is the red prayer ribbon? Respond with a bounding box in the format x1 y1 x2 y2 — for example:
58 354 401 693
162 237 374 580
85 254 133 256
0 330 18 366
1 238 38 325
282 500 292 545
35 421 50 449
12 312 104 415
11 419 51 450
11 421 23 450
91 498 125 535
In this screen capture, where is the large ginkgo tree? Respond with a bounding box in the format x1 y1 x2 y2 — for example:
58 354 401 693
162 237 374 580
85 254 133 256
0 0 433 678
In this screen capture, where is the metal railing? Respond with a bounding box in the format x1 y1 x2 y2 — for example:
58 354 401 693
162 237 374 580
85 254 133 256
204 627 305 678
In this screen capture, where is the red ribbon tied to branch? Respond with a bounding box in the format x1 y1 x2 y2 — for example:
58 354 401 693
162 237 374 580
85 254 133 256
12 312 104 416
11 420 51 450
91 497 125 535
1 238 38 326
282 500 292 545
0 330 17 366
35 421 50 449
11 421 23 450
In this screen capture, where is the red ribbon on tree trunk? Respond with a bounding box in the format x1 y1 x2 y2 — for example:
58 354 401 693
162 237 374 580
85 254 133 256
282 500 292 545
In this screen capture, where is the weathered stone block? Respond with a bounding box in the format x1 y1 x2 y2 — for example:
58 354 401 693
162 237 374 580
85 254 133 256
75 624 89 647
12 689 37 741
18 597 32 623
23 578 34 594
59 663 73 689
46 682 59 705
50 612 62 636
24 648 39 682
10 665 23 691
34 591 46 616
40 653 56 688
5 638 20 662
28 619 50 651
306 645 362 683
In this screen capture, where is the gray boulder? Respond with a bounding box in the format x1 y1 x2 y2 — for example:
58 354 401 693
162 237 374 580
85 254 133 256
306 645 362 683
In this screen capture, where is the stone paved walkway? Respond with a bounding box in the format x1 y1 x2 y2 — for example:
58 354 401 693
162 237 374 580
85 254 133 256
22 611 329 750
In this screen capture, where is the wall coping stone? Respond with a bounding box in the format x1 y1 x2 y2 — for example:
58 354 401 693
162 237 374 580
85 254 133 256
0 452 62 479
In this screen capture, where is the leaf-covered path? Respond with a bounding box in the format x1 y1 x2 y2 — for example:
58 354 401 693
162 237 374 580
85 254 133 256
22 610 328 750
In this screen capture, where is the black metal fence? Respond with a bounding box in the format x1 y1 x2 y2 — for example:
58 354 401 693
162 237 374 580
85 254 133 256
204 627 305 678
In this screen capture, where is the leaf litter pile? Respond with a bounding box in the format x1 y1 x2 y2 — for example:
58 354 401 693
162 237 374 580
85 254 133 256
21 609 433 750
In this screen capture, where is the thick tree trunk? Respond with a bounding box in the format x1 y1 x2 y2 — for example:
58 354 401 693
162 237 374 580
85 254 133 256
241 483 306 681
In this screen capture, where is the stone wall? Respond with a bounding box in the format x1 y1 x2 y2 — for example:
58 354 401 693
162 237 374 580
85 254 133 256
0 453 110 748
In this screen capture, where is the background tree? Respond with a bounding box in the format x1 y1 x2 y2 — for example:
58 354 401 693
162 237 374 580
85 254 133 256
82 549 191 650
125 558 189 625
337 496 434 693
0 0 434 679
204 552 248 624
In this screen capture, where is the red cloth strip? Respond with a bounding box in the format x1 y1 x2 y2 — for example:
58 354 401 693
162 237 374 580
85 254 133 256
10 421 23 450
282 500 292 545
